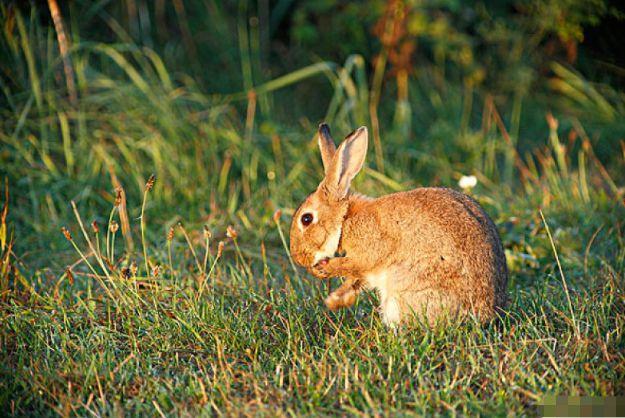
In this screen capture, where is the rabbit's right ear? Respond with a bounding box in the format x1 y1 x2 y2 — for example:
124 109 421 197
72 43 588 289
323 127 368 200
318 123 336 175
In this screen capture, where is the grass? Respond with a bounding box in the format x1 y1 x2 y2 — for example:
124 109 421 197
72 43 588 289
1 190 624 416
1 2 625 416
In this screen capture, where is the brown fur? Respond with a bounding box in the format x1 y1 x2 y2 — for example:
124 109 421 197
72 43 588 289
289 124 508 326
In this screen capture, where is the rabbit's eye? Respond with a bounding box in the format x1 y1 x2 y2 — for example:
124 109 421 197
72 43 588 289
301 213 314 227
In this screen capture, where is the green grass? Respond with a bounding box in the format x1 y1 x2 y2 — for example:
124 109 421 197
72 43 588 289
1 179 624 416
1 2 625 416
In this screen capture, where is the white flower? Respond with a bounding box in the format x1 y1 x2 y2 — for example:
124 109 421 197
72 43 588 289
458 175 478 190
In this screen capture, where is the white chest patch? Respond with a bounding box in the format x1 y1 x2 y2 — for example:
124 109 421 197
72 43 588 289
313 225 342 265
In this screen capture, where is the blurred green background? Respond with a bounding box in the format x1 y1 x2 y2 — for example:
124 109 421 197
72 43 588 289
1 0 624 266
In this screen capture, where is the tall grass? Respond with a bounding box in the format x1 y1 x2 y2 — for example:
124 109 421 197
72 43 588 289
1 1 624 416
1 139 623 414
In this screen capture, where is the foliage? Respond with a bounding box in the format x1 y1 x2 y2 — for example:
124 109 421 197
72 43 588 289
0 0 624 415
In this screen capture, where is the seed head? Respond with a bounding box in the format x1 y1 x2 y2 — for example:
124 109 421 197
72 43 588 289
114 188 122 207
226 225 238 239
61 227 72 241
91 220 100 234
167 226 174 241
145 174 156 192
273 209 282 223
152 264 160 278
203 225 212 240
110 220 119 233
217 241 225 258
121 267 131 279
66 268 74 285
546 112 558 131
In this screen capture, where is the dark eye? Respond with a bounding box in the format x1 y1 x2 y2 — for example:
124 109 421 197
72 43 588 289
301 213 314 226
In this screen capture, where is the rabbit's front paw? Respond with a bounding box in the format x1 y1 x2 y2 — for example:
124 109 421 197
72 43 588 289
311 258 331 279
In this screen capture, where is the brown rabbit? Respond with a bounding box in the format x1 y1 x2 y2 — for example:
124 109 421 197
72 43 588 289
289 124 508 327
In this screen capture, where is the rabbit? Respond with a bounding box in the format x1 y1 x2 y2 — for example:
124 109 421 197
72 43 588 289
289 123 508 327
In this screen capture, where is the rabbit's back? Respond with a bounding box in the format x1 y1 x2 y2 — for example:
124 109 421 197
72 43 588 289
344 187 508 323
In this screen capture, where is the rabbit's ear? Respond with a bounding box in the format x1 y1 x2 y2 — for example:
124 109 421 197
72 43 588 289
318 123 336 175
325 127 368 199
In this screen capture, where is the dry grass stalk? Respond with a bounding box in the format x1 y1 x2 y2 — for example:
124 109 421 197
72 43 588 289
47 0 77 105
108 167 134 251
1 179 8 229
484 95 538 186
369 0 409 172
197 239 225 300
178 223 203 274
141 174 156 276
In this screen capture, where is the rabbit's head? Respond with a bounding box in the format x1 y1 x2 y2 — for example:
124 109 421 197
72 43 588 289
289 124 368 270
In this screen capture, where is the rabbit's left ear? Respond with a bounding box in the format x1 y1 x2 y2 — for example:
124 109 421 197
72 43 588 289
318 123 336 175
324 127 368 199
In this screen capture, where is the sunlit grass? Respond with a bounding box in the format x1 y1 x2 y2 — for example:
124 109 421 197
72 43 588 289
1 2 624 416
2 124 623 414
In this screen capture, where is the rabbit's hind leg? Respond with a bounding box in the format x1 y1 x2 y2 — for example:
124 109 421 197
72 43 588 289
380 296 401 327
401 290 461 326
